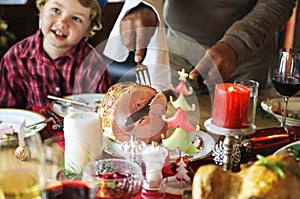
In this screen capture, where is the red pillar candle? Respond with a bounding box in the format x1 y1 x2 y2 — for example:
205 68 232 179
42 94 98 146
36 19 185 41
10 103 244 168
212 83 250 129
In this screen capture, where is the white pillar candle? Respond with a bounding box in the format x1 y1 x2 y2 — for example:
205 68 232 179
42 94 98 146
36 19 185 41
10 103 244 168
64 112 103 174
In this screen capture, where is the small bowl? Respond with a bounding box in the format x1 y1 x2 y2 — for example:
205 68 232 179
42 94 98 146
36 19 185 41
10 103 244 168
82 158 144 199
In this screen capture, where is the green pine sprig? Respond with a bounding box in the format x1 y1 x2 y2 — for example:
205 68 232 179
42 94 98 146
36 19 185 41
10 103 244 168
256 155 300 179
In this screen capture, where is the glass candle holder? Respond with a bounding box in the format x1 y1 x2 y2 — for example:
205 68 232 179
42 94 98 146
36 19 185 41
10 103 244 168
141 144 168 199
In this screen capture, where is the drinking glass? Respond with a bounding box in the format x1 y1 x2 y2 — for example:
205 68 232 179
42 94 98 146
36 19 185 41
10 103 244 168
0 132 45 199
234 79 259 125
272 48 300 129
81 158 144 199
43 136 96 199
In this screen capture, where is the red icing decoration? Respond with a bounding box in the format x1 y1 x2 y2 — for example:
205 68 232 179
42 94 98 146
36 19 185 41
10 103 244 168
165 108 196 131
173 80 192 96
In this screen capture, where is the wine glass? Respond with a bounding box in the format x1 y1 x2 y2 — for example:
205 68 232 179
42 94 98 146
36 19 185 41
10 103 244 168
0 132 45 199
272 48 300 130
43 136 96 199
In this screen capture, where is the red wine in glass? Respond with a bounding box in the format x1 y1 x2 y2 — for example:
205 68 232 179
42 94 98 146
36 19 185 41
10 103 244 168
272 76 300 97
43 180 95 199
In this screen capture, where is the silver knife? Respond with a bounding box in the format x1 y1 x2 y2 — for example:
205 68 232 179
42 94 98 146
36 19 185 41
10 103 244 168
47 95 91 107
124 90 176 127
125 105 150 127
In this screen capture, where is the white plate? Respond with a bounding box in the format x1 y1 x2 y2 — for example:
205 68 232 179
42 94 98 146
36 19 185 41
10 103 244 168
50 93 105 117
273 140 300 156
103 130 216 162
261 97 300 126
0 108 46 137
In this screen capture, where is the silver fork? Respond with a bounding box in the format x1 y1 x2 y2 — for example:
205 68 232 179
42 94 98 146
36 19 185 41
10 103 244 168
135 63 151 87
124 62 151 164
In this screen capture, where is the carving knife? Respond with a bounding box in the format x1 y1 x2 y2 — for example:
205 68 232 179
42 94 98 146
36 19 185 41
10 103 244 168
125 105 150 127
124 89 176 127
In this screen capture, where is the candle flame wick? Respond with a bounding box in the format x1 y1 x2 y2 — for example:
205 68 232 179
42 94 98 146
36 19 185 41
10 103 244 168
228 86 235 92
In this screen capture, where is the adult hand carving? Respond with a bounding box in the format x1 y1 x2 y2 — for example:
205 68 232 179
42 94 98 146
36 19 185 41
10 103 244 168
120 4 158 63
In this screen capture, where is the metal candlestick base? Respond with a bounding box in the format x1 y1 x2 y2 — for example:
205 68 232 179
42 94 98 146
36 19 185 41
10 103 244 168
212 136 252 168
204 118 256 136
204 118 256 171
222 136 236 170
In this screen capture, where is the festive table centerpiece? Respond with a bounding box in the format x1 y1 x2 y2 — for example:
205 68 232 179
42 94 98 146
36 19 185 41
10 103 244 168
161 69 202 195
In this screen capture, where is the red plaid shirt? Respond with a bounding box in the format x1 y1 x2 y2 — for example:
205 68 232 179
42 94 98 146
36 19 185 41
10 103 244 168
0 29 111 109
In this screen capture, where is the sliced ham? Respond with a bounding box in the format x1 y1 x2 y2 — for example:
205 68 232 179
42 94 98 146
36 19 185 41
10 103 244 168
98 82 168 144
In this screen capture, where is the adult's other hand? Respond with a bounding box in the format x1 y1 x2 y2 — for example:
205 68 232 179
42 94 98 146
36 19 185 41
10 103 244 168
189 42 238 85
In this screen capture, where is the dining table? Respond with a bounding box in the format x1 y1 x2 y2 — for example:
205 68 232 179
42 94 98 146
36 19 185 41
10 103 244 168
3 87 300 199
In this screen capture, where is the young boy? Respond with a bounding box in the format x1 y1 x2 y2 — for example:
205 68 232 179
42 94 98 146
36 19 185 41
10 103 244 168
0 0 111 109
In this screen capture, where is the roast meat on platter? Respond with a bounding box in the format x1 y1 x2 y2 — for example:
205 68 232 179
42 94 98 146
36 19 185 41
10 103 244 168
98 82 168 144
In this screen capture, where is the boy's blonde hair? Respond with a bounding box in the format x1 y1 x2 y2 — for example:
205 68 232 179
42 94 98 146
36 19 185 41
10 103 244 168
36 0 102 37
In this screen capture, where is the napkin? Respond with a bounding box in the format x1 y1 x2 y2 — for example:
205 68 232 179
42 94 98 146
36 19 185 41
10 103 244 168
64 112 103 174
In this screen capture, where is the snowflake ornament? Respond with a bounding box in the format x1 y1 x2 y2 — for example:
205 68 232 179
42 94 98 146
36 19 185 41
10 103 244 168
212 140 241 167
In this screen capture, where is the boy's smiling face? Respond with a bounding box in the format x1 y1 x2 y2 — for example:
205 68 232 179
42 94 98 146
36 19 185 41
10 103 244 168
39 0 93 58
